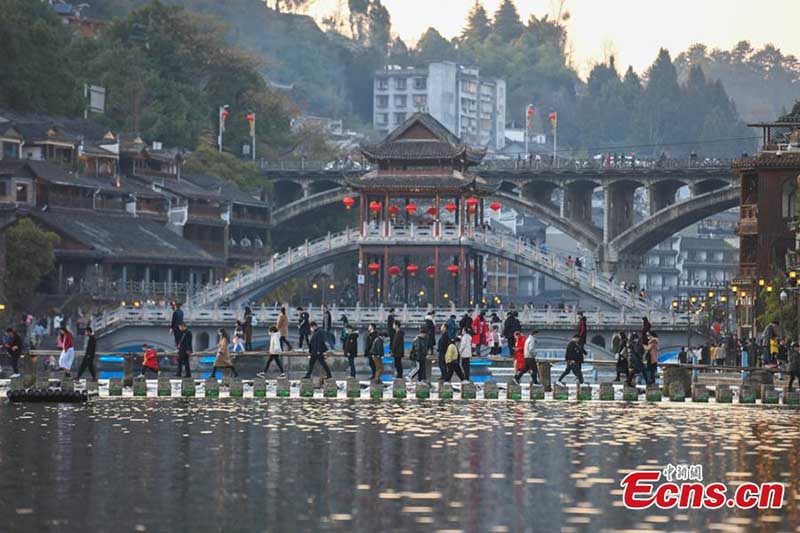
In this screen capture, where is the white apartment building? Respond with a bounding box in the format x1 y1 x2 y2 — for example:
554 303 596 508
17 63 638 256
373 62 506 151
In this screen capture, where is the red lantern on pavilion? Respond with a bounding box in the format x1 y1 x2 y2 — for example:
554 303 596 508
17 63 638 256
406 264 419 276
490 201 502 212
405 203 417 216
369 201 382 215
388 205 400 220
367 262 380 275
388 265 401 277
425 265 436 277
444 203 457 214
427 206 438 216
466 197 479 215
447 264 460 276
342 196 355 210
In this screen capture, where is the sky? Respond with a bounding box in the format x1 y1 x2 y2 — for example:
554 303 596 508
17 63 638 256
309 0 800 77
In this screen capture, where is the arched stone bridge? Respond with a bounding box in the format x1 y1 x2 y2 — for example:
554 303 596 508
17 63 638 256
263 161 738 279
188 227 658 311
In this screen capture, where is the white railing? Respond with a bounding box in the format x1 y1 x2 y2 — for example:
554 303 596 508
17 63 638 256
91 304 688 333
183 226 655 311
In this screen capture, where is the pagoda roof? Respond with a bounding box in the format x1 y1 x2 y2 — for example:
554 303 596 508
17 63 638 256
360 113 486 164
345 169 499 195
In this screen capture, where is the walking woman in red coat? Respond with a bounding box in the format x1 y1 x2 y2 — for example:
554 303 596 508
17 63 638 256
513 331 526 374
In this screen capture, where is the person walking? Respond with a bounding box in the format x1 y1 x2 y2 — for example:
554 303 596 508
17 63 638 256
139 343 160 378
258 326 285 377
627 333 645 386
614 332 629 382
231 321 246 353
390 321 405 378
386 308 396 344
176 323 193 378
443 335 466 382
515 329 539 384
512 331 526 381
645 333 659 385
276 307 292 351
576 311 587 349
424 312 436 356
303 322 332 381
471 310 489 357
343 325 359 378
57 325 75 377
446 314 458 341
322 304 334 347
409 326 428 382
557 334 585 385
641 316 652 346
210 328 238 379
170 302 184 348
243 306 254 351
4 326 23 377
787 341 800 391
297 307 311 350
368 324 385 383
459 328 472 381
489 325 502 356
76 326 97 381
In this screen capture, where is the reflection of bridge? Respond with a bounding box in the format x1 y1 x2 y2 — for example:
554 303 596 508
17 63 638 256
187 227 655 310
264 161 738 280
93 304 691 352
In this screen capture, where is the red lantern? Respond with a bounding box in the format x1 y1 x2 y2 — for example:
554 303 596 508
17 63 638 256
388 265 401 277
447 264 459 276
388 205 400 219
425 265 436 277
342 196 355 210
367 262 380 275
427 206 437 216
369 201 382 214
406 264 419 276
405 203 417 215
444 203 457 213
490 201 502 212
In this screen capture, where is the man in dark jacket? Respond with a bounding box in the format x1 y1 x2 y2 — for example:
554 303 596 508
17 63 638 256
436 324 450 380
321 304 334 347
627 333 645 386
343 325 359 378
304 321 332 380
76 326 97 381
424 313 436 355
297 307 311 349
170 302 184 348
410 326 428 382
502 311 521 355
243 306 254 351
576 312 587 348
557 334 585 385
390 321 405 378
364 327 377 380
368 324 385 383
4 327 23 376
176 323 193 378
459 312 472 335
386 308 396 344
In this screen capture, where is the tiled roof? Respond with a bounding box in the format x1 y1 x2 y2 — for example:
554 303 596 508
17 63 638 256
733 151 800 169
345 170 498 194
30 209 222 266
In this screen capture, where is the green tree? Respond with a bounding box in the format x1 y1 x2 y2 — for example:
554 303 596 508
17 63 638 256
757 277 798 340
460 1 491 47
182 146 266 189
3 219 59 312
415 28 456 63
0 0 82 115
637 49 683 153
491 0 524 43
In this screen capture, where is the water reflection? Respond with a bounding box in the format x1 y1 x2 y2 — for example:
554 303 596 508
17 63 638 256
0 401 797 531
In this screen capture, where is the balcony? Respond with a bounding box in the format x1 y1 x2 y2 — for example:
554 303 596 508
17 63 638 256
737 205 758 235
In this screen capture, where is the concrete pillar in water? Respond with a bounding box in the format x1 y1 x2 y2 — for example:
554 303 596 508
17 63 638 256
645 384 662 402
86 379 99 396
108 377 123 396
229 378 243 398
323 379 338 398
415 382 430 399
783 389 800 405
392 379 406 399
529 384 545 400
369 381 383 399
21 355 35 388
252 377 266 398
61 375 75 392
715 384 733 403
122 357 134 388
668 381 686 402
461 382 477 399
537 361 552 392
692 384 709 402
506 380 521 400
181 377 195 397
552 383 568 400
132 376 146 397
577 384 592 401
761 384 778 404
299 379 314 398
276 377 290 398
742 369 773 399
157 375 171 397
622 384 638 401
9 375 24 391
483 381 498 399
738 384 756 404
345 378 359 399
207 377 222 398
438 382 453 400
662 366 692 396
598 382 614 401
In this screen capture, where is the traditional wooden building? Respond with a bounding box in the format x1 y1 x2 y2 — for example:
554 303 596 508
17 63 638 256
733 102 800 337
347 113 498 306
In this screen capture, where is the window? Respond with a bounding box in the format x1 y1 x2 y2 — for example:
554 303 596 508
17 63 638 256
414 77 426 90
2 142 19 160
376 113 389 125
395 77 407 90
394 112 406 124
394 95 407 107
15 183 28 203
376 95 388 108
376 78 389 90
413 94 427 108
0 180 8 197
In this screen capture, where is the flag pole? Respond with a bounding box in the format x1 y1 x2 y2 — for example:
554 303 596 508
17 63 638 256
251 112 256 161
